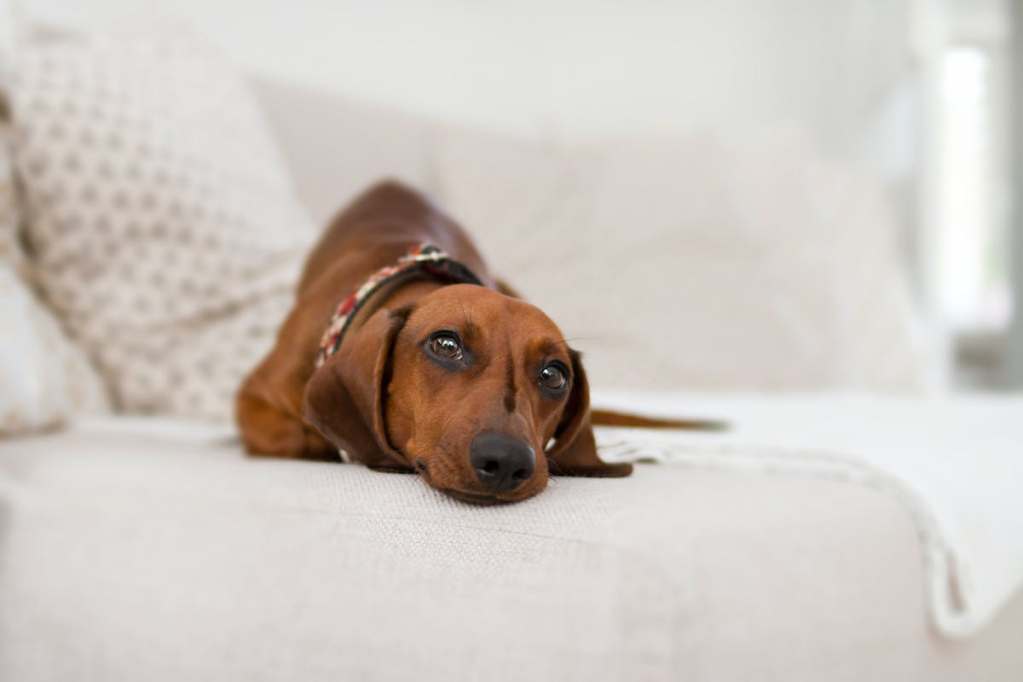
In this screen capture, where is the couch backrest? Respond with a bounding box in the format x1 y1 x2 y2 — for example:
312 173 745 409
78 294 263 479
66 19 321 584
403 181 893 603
249 76 440 227
250 75 935 393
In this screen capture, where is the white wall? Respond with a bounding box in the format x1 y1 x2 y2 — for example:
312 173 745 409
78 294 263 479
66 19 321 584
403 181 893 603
18 0 911 154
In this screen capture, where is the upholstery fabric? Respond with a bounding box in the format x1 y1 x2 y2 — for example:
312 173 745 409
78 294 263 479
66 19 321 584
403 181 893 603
249 76 439 227
594 391 1023 637
4 25 314 419
434 127 931 392
0 416 1020 682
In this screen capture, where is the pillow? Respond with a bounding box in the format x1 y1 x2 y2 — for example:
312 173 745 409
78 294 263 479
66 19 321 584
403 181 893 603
435 126 929 392
6 24 315 419
1 52 108 434
0 269 110 434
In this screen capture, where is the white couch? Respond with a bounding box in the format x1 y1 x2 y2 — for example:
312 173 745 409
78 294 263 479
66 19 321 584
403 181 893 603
2 409 1021 681
1 75 1021 681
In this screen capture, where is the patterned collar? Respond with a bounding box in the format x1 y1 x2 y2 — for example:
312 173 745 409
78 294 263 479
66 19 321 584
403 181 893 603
315 243 483 368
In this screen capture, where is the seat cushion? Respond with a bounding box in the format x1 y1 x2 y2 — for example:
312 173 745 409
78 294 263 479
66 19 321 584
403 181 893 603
2 417 1019 681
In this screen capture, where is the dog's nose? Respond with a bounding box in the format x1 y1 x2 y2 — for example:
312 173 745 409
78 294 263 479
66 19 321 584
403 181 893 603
469 432 536 493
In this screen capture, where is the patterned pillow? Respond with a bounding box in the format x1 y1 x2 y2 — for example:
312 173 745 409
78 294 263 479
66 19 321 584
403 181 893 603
6 26 315 419
1 56 109 434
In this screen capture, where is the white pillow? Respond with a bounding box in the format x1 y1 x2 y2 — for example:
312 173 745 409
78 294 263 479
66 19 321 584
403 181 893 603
436 126 928 392
0 268 111 434
6 24 315 419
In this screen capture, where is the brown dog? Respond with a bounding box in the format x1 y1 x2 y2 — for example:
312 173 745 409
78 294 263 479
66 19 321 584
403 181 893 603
237 180 702 503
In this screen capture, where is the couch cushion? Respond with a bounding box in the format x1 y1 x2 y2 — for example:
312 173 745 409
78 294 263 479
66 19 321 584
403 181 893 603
249 76 439 228
2 417 1019 681
435 127 932 392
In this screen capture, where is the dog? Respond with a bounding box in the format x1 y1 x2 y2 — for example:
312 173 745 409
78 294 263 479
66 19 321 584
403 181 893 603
237 180 714 503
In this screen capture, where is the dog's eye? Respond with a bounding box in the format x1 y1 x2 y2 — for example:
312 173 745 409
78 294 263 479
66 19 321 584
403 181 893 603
539 362 568 392
428 332 463 361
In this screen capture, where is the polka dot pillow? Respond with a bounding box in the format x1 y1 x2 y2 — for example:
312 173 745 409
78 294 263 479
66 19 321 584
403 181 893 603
1 64 109 434
6 27 315 419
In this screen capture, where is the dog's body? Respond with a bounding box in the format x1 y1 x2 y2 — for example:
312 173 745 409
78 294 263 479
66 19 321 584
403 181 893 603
238 180 697 502
237 180 627 501
237 181 497 464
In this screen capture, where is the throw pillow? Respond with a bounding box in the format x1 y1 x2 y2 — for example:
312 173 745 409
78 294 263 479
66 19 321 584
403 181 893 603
6 24 315 419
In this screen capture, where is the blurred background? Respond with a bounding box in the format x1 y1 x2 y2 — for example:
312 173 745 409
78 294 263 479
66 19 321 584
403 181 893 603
8 0 1023 391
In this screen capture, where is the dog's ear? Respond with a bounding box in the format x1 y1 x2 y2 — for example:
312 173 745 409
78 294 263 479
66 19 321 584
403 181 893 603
546 350 633 477
303 307 410 470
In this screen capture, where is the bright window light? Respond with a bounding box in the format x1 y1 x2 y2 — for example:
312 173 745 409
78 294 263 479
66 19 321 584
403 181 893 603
935 45 1010 332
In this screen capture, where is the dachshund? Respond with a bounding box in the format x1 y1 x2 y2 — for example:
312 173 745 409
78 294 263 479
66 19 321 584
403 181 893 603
236 180 715 503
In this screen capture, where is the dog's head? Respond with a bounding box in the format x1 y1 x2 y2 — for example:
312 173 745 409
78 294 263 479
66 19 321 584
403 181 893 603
303 284 630 503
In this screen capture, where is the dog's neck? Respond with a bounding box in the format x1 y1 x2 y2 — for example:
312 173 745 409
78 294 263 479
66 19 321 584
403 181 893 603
348 278 441 332
315 244 484 368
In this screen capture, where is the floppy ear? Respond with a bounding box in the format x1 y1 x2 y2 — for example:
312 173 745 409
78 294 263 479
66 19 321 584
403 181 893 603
546 351 633 477
303 307 411 471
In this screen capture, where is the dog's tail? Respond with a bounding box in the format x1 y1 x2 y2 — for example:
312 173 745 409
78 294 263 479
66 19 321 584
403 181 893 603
589 408 727 431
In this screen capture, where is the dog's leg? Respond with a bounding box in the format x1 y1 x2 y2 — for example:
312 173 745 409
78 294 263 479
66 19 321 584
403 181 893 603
236 386 335 461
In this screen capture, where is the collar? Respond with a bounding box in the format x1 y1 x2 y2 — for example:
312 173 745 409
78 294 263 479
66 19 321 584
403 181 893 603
315 243 483 368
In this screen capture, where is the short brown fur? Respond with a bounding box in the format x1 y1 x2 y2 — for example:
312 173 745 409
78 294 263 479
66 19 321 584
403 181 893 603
237 180 632 503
